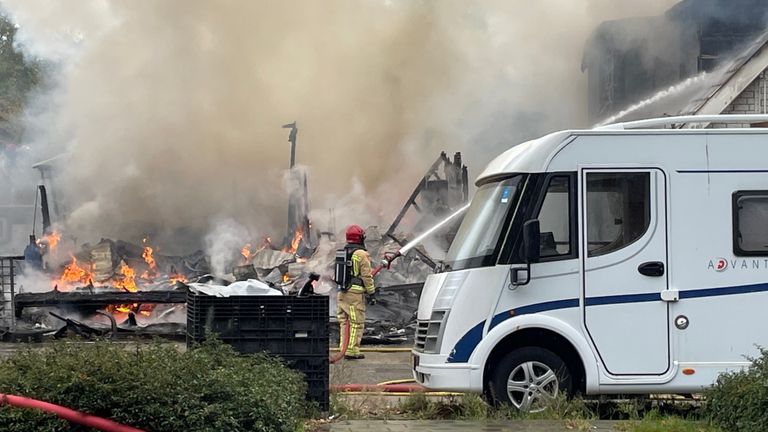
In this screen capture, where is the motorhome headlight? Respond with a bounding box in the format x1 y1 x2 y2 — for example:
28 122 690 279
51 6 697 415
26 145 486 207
414 272 466 354
432 272 467 310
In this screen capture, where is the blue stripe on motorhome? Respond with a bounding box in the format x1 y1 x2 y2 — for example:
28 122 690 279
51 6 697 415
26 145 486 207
446 281 768 363
449 299 579 362
488 298 580 330
584 292 660 306
681 282 768 299
447 320 486 363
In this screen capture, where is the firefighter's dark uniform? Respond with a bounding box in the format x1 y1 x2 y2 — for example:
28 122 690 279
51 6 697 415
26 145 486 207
336 248 375 357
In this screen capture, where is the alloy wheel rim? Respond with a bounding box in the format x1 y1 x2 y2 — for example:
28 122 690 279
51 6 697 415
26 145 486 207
506 360 559 412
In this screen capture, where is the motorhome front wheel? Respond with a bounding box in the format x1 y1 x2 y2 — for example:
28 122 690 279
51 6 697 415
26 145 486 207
490 347 573 412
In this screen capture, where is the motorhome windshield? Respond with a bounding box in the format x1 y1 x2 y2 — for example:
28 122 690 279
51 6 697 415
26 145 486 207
444 175 524 270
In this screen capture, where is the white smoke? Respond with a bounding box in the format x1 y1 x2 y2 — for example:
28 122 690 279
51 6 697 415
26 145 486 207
203 218 250 277
0 0 679 253
15 267 53 293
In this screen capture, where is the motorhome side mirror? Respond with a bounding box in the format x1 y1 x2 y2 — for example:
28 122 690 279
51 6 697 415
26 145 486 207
523 219 541 264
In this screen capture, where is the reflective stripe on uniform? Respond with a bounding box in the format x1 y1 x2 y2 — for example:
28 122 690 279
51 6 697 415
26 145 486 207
349 252 366 294
352 253 360 277
351 249 375 295
338 320 346 351
348 304 358 354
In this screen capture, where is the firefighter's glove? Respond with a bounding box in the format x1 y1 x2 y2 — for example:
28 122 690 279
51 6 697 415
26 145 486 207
368 293 378 306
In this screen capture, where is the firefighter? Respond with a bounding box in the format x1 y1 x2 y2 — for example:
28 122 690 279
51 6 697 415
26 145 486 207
337 225 377 360
23 235 43 270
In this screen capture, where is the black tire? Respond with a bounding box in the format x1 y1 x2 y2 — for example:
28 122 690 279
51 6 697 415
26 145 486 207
488 346 573 411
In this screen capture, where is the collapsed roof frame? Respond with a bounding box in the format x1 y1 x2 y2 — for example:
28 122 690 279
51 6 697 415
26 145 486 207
385 151 469 269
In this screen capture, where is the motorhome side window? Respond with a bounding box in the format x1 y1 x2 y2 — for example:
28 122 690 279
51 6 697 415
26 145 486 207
586 172 651 257
733 191 768 255
536 176 571 258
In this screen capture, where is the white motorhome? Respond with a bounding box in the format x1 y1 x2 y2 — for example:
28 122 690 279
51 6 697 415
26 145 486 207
412 115 768 411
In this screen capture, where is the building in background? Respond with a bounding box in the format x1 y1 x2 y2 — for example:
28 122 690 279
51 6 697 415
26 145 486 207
583 0 768 125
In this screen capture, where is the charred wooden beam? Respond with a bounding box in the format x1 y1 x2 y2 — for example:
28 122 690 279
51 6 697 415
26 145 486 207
38 185 51 234
50 311 107 338
15 290 186 317
385 153 446 239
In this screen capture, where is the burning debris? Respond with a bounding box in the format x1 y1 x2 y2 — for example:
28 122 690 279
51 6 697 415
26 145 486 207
50 238 206 293
11 235 208 333
5 150 468 347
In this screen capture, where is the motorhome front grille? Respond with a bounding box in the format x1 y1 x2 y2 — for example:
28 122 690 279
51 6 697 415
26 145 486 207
413 311 446 354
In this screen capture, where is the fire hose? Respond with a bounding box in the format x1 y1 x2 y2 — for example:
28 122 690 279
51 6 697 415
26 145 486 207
329 204 469 366
0 394 144 432
329 320 350 364
331 379 463 396
331 383 425 393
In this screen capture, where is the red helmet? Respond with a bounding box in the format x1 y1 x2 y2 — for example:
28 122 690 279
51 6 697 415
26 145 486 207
345 225 366 244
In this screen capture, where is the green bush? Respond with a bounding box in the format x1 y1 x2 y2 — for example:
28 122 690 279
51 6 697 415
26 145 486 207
0 339 309 432
705 347 768 432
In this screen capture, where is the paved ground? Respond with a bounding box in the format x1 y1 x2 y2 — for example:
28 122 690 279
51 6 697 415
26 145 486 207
324 420 623 431
331 350 413 385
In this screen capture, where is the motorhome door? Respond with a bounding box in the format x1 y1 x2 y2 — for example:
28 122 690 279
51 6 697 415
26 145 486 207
581 168 670 375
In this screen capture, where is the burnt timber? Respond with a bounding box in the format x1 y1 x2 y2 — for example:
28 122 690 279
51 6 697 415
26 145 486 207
15 290 186 317
385 151 468 269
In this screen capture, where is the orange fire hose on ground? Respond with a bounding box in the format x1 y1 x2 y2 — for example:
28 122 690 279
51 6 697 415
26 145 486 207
0 394 144 432
330 383 425 393
329 320 351 364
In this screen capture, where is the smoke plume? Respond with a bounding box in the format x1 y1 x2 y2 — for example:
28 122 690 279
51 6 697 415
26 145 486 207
0 0 677 252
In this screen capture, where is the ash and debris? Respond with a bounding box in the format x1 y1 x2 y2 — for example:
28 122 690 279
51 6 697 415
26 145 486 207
11 227 430 344
6 151 467 345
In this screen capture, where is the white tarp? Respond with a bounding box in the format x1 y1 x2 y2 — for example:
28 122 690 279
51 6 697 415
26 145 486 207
187 279 283 297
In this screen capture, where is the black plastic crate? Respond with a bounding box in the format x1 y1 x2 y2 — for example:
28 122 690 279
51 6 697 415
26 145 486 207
186 293 328 354
186 292 330 410
191 334 328 356
279 354 329 411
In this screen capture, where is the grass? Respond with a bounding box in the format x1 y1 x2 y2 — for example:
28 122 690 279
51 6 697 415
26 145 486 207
395 392 597 421
330 392 722 432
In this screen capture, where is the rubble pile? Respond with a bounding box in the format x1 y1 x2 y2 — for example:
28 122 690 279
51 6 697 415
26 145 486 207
13 226 431 344
8 151 469 346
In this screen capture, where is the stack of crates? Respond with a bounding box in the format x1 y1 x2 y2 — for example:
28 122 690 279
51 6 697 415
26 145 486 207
186 292 329 411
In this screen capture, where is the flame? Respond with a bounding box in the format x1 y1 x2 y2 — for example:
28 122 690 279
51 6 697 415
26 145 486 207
54 242 177 319
282 228 303 254
59 256 94 286
169 274 187 285
51 236 194 320
241 243 252 264
138 303 154 316
108 303 140 315
107 303 156 317
37 231 62 251
282 273 290 283
114 261 137 292
142 246 157 273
